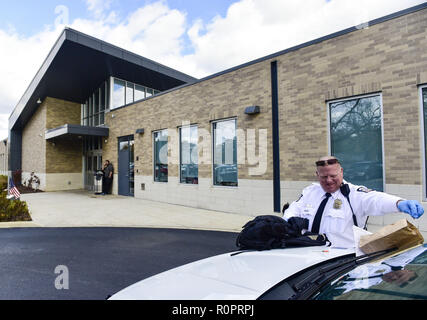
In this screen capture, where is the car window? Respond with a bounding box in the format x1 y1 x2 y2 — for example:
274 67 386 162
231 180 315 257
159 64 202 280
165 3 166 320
314 245 427 300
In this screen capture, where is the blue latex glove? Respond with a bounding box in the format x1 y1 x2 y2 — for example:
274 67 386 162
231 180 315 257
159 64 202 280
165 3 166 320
397 200 424 219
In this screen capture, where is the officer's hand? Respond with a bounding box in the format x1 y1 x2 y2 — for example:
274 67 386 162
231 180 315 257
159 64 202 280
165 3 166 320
397 200 424 219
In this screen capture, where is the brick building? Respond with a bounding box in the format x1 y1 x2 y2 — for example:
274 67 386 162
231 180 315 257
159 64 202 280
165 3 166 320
0 139 7 176
8 3 427 233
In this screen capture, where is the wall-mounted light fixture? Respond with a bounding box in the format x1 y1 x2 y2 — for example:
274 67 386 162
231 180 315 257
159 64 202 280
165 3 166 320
244 105 260 115
136 128 144 135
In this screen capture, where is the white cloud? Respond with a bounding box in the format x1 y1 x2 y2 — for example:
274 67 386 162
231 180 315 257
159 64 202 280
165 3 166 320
0 26 64 134
86 0 113 19
0 0 424 141
71 1 189 69
0 114 9 141
185 0 425 75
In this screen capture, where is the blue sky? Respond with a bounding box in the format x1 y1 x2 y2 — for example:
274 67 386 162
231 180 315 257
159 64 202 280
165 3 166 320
0 0 232 36
0 0 424 139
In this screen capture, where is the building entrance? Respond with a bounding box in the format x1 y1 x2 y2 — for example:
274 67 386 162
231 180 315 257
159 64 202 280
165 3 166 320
118 135 134 196
83 137 103 191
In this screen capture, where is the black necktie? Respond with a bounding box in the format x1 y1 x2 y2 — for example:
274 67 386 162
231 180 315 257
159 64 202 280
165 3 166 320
311 193 332 234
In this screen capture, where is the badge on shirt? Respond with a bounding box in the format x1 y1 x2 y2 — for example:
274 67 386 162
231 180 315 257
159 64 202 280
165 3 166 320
333 199 342 209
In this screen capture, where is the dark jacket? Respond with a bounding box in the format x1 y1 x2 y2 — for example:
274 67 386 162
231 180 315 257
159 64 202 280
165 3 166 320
104 164 114 179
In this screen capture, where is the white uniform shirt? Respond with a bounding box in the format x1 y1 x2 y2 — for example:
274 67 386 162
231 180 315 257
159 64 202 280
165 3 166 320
283 181 402 248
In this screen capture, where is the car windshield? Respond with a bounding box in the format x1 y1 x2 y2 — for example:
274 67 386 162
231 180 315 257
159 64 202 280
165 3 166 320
258 248 395 300
314 245 427 300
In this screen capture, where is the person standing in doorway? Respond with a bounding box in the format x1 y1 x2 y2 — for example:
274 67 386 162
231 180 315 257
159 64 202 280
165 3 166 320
102 160 114 195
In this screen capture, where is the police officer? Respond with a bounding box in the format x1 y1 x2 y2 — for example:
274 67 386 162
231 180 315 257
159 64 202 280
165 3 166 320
283 156 424 248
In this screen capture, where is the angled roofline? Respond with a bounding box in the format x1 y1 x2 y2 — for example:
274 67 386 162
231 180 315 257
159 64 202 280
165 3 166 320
9 28 197 130
198 2 427 82
9 2 427 126
126 2 427 105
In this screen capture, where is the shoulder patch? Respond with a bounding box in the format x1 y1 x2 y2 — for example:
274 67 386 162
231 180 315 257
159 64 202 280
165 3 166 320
357 186 373 193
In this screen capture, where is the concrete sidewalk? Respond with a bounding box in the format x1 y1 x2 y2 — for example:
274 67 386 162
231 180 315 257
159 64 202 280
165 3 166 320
0 190 256 232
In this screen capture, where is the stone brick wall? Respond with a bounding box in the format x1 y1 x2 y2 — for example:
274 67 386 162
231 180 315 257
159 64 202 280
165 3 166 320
276 10 427 185
46 97 81 130
22 101 47 174
45 97 82 174
21 97 82 190
103 62 274 182
103 6 427 230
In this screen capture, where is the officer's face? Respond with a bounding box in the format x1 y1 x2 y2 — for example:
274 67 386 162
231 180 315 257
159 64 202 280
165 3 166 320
316 164 343 193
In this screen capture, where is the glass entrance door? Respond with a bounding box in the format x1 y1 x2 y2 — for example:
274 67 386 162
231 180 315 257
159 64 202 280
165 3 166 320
83 137 103 190
118 135 134 196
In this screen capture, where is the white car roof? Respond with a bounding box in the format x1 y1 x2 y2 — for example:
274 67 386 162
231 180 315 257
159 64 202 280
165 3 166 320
109 246 354 300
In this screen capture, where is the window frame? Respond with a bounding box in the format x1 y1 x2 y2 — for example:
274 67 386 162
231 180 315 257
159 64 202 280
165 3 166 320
109 76 160 110
419 85 427 201
179 124 199 185
211 117 238 188
81 81 108 127
111 77 126 110
327 93 385 192
153 129 169 183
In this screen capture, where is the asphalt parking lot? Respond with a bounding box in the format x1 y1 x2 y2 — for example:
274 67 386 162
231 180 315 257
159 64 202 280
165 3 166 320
0 227 238 300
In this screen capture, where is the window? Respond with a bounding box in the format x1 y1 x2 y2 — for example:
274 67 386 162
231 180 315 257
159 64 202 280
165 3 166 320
81 81 107 127
135 84 145 101
146 88 153 98
110 77 160 109
100 83 106 125
421 86 427 199
213 119 238 186
93 90 99 126
81 103 88 126
314 247 427 300
154 129 168 182
329 94 384 191
88 96 93 126
126 82 134 105
180 125 198 184
113 79 125 109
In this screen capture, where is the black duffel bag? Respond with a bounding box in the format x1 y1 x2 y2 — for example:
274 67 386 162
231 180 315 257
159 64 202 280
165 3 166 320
235 215 328 251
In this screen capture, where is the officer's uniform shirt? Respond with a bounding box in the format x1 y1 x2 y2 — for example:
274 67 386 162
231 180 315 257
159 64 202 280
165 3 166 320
283 181 402 248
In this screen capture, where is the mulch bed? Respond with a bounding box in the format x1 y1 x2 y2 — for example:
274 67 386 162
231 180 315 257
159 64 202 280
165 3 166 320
16 185 44 194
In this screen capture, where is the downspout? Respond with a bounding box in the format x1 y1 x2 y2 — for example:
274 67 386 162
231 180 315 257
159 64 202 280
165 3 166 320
271 61 281 213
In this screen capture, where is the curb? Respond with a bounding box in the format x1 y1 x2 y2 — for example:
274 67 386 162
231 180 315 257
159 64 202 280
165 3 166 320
0 221 41 228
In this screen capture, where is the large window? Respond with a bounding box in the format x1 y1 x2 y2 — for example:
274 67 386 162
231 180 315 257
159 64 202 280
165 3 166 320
112 79 126 109
421 87 427 199
110 77 160 110
329 94 384 191
153 129 168 182
135 84 146 101
213 119 238 187
81 81 108 127
180 125 198 184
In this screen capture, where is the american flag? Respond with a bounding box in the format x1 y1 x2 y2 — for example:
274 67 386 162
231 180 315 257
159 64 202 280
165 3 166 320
9 177 21 199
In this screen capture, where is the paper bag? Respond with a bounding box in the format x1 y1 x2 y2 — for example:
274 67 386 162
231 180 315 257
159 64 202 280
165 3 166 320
353 226 373 257
359 219 424 255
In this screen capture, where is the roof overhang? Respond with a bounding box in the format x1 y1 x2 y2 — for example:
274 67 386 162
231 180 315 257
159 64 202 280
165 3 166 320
45 124 109 140
9 28 197 132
